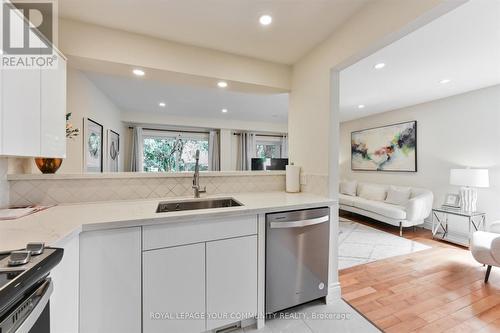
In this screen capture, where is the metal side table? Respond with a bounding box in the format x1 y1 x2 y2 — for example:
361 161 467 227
432 207 485 247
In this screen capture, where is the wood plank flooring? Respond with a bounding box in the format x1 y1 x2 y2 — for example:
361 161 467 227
339 212 500 332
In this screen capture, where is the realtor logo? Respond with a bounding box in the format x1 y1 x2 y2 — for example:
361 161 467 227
1 0 58 68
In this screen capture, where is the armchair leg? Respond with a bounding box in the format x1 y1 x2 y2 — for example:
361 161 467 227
485 265 492 283
399 222 403 237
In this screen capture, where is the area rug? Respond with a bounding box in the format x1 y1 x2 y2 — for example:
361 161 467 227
339 218 430 270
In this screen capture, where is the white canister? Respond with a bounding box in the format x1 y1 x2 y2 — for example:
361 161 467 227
286 165 301 193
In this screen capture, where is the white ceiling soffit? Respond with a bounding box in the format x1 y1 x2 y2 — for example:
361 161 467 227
68 56 289 95
340 0 500 122
84 71 289 124
58 0 369 64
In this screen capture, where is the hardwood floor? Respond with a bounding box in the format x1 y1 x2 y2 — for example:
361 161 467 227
339 212 500 332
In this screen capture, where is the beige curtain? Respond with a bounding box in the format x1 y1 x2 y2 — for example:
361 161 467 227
237 132 256 170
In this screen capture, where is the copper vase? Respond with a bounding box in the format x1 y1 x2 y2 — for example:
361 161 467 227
34 158 63 174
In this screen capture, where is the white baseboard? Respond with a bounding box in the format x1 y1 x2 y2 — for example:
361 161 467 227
326 282 342 304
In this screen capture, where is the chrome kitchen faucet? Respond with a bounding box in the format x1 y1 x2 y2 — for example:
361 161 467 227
192 149 206 198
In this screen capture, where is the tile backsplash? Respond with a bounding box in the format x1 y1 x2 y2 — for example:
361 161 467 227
9 173 286 206
301 174 329 197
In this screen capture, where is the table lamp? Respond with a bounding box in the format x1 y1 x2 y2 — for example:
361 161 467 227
450 168 489 212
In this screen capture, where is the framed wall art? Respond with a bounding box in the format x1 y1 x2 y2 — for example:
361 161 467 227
351 121 417 172
84 118 103 173
107 129 120 172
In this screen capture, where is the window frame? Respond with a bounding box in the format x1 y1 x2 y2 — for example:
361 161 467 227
255 135 283 159
142 129 210 173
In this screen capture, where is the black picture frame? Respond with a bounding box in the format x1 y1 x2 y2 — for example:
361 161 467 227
84 118 104 173
351 120 417 172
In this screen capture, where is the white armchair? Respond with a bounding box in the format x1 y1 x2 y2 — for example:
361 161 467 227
471 222 500 283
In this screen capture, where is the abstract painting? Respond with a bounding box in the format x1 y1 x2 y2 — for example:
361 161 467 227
351 121 417 172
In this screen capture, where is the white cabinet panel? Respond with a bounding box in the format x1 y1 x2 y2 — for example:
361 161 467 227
206 235 258 330
143 243 206 333
1 68 41 156
50 234 79 333
41 55 66 157
79 227 141 333
143 215 257 250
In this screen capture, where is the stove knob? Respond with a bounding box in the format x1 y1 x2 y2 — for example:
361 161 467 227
8 251 31 266
26 242 45 256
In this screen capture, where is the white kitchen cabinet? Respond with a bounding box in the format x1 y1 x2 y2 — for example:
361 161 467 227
41 54 66 158
79 227 141 333
206 235 258 330
50 234 79 333
143 243 206 333
1 68 41 156
0 5 66 158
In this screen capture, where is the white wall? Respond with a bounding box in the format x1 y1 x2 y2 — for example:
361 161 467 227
340 85 500 225
60 68 126 173
289 0 446 176
0 158 9 208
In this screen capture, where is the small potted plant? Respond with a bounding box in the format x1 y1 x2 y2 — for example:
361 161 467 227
34 113 80 173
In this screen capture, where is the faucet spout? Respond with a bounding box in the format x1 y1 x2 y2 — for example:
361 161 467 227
192 149 206 198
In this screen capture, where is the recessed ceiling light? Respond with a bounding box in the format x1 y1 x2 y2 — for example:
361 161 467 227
158 102 166 107
217 81 228 88
132 69 145 76
259 15 273 26
358 104 365 109
374 63 385 69
440 79 451 84
221 108 228 113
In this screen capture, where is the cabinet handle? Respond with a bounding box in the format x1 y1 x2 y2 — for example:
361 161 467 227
269 215 329 229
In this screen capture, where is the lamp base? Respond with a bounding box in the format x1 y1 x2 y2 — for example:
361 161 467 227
460 187 477 212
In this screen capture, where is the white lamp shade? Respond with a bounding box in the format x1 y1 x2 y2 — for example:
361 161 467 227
450 168 489 188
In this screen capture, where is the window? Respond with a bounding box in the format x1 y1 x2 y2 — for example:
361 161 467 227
142 130 209 172
255 136 282 159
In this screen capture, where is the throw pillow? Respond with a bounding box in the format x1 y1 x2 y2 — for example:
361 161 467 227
340 180 357 196
358 184 387 201
385 186 412 206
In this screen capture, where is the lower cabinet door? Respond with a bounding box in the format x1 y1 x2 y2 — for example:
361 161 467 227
143 243 206 333
206 235 258 330
79 227 141 333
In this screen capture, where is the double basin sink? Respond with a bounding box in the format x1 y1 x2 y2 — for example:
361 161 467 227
156 198 242 213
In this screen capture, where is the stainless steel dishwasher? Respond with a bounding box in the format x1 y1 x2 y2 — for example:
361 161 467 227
266 207 330 313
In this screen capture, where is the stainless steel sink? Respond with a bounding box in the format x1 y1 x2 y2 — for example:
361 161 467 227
156 198 243 213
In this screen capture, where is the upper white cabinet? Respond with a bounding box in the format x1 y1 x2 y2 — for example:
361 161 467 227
41 57 66 157
1 67 41 156
0 5 66 158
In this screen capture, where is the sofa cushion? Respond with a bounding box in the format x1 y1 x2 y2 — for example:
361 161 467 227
358 184 387 202
385 186 411 206
340 180 357 196
339 194 356 206
354 198 407 220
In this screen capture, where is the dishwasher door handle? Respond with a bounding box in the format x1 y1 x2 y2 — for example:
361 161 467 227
269 215 329 229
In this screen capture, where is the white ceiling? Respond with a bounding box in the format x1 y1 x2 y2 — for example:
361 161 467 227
58 0 369 64
340 0 500 122
84 72 289 123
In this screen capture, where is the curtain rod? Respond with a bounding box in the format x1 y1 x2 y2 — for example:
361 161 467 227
233 133 285 138
128 127 209 135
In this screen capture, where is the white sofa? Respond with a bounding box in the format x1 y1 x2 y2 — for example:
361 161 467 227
339 181 434 236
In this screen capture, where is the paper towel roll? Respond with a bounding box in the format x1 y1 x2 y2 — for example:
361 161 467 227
286 165 301 193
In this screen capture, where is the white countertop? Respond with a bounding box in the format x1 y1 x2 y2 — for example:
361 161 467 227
0 192 336 252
